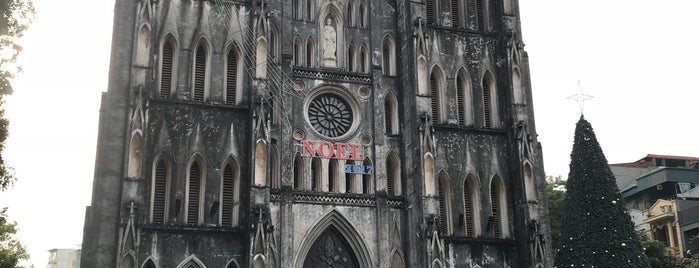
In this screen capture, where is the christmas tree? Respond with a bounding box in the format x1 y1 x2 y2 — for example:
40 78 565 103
554 116 649 267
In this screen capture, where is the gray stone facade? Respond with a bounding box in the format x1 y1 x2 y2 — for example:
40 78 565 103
81 0 553 267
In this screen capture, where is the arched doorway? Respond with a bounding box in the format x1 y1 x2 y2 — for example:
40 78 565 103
303 226 360 268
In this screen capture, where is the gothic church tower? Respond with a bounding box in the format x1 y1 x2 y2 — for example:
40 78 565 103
81 0 553 267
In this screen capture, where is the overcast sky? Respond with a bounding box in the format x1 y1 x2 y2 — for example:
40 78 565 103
1 0 698 266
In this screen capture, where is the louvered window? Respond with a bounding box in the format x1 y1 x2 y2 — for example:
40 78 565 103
382 44 390 75
476 0 487 31
450 0 460 27
152 159 167 224
329 160 337 192
160 41 174 98
226 48 238 105
386 158 395 196
359 48 367 73
187 162 201 225
438 178 448 235
426 0 435 25
312 158 321 191
490 185 501 238
457 76 466 125
430 73 440 125
221 163 234 227
483 78 492 128
193 45 206 102
384 98 393 135
306 40 314 67
348 46 355 72
294 154 303 189
464 181 474 237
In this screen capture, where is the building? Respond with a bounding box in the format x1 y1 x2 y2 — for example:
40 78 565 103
46 248 80 268
80 0 553 267
611 154 699 257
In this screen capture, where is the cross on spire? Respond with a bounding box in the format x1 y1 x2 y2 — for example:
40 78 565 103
567 80 593 114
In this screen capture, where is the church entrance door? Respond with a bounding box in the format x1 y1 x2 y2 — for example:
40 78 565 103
303 226 360 268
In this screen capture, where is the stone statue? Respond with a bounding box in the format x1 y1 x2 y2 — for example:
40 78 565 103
323 18 337 67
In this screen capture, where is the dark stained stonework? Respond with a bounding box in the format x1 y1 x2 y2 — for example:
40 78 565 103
81 0 553 267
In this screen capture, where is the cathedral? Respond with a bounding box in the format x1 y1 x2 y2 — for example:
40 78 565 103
80 0 553 267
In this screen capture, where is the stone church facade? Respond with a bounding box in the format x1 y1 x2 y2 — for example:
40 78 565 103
81 0 553 267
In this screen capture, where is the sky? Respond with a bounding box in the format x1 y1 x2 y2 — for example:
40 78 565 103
1 0 698 266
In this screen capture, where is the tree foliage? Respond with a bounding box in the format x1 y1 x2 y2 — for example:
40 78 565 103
0 0 34 190
0 208 29 268
554 116 649 267
546 175 565 251
641 235 681 268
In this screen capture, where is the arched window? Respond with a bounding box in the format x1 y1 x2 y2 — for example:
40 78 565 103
426 0 439 25
464 174 480 236
512 66 524 104
127 133 143 178
390 251 405 268
382 36 396 76
503 0 513 15
346 160 356 193
482 70 499 128
293 0 303 20
151 156 169 224
363 158 373 194
269 24 280 63
225 260 240 268
294 153 304 190
186 157 205 225
329 159 338 192
456 68 473 126
136 25 151 66
293 36 303 66
221 157 240 227
476 0 489 31
306 37 315 68
254 141 267 186
192 40 208 102
359 44 369 73
159 36 176 98
347 1 355 27
121 255 134 268
347 44 356 72
490 175 508 238
384 93 399 135
430 67 445 125
142 259 156 268
256 37 268 79
358 2 367 28
451 0 465 28
386 152 401 196
423 153 435 196
417 56 428 95
438 171 453 235
225 44 240 105
312 158 322 191
306 0 315 21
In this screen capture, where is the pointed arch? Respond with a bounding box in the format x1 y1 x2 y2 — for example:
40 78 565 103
121 254 135 268
362 157 373 194
225 43 241 105
305 36 316 68
382 35 396 76
293 0 303 20
271 145 280 189
512 66 524 104
255 37 268 79
175 255 206 268
328 159 339 192
151 154 171 224
319 4 345 68
269 22 280 63
489 174 509 238
254 141 268 186
359 43 369 73
186 154 206 225
348 43 356 72
358 1 367 28
136 24 151 66
347 0 356 27
293 36 303 66
128 131 143 178
464 173 481 236
224 259 240 268
523 161 536 202
192 38 209 102
159 34 176 99
482 70 499 128
294 210 373 268
386 152 401 196
305 0 315 21
430 66 446 124
389 249 405 268
221 156 240 227
451 0 465 28
294 153 304 190
384 92 399 135
252 255 266 268
141 258 156 268
417 56 428 95
456 68 474 126
438 171 453 235
423 153 436 196
312 157 322 191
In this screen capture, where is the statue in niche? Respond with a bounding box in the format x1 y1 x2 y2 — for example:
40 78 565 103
323 17 337 67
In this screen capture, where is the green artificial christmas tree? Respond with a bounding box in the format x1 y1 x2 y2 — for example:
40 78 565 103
555 116 649 267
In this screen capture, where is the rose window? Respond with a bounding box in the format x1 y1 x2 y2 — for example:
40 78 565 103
308 93 354 138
